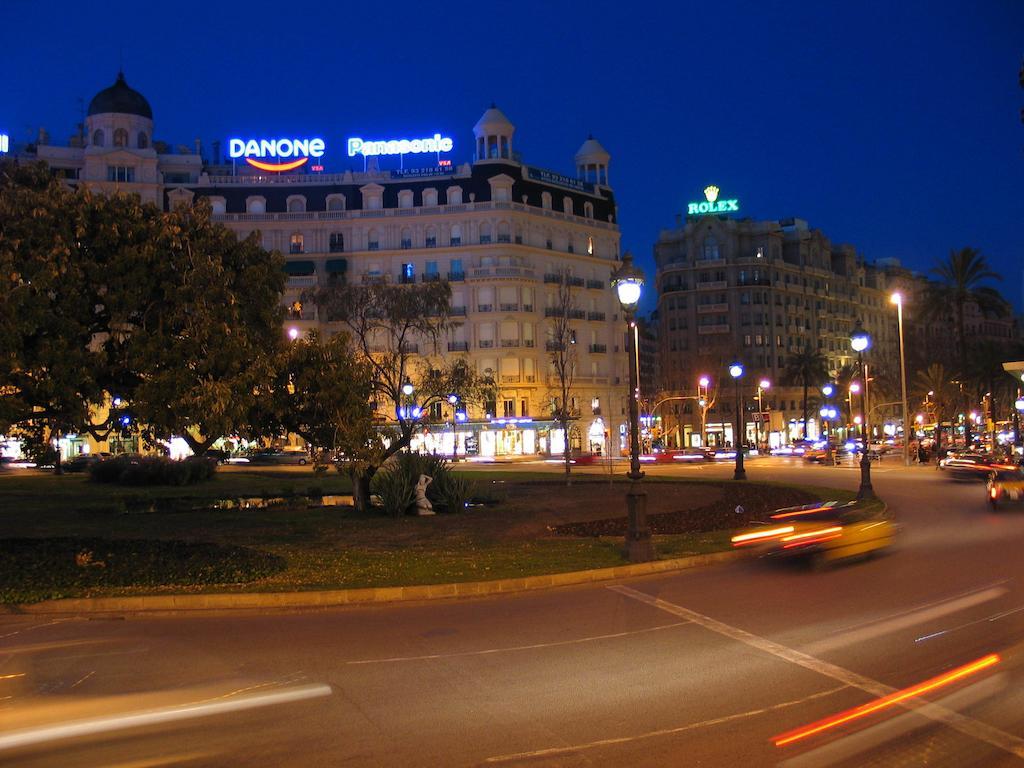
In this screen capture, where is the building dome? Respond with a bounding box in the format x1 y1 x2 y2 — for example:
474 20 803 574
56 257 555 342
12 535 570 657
574 135 610 165
473 104 515 137
87 72 153 119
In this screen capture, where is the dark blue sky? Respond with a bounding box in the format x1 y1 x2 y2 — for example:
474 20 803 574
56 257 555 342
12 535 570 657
3 0 1022 312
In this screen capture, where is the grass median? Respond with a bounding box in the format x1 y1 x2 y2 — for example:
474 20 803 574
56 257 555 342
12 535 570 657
0 469 864 604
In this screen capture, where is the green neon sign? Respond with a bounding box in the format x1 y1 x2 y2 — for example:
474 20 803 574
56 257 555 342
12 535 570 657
688 185 739 215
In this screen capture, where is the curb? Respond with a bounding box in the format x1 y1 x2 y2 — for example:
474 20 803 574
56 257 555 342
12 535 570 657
15 550 743 615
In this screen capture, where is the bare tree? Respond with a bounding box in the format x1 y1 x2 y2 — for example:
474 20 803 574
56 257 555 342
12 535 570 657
547 271 579 484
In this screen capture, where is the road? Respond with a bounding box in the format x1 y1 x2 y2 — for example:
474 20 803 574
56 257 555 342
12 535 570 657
2 458 1024 767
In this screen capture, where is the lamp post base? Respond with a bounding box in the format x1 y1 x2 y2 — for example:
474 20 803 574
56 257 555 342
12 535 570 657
857 457 875 500
624 479 654 563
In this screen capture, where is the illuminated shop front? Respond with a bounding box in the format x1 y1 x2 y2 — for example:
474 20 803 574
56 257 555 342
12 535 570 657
405 416 611 458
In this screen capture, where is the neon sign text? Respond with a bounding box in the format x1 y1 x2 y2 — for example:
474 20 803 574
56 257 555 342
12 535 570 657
688 184 739 216
347 134 453 157
0 134 8 153
228 137 325 172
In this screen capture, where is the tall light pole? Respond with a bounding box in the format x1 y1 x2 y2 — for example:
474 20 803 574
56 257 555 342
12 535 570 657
822 383 835 465
730 363 746 480
611 253 653 562
890 292 911 466
851 321 874 500
698 375 710 447
756 379 770 453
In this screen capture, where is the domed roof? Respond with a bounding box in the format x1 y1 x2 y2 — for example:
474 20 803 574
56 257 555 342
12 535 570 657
473 104 514 136
575 135 609 163
87 72 152 119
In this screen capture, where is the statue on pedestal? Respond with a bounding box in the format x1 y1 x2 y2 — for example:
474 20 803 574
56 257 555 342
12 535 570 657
415 474 434 515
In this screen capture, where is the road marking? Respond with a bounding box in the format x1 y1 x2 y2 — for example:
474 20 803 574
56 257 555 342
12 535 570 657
608 585 1024 759
0 683 332 752
484 685 848 763
0 619 74 641
69 671 95 689
805 586 1008 653
344 622 689 665
917 605 1024 644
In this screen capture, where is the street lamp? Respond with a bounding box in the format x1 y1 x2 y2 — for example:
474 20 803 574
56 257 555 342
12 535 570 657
890 292 911 466
848 382 861 440
698 376 711 447
611 252 653 562
729 362 746 480
287 327 300 341
756 379 770 453
850 321 874 500
401 380 415 397
819 405 838 465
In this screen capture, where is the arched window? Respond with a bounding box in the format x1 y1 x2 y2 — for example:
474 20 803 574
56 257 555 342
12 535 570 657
450 225 462 247
246 196 266 214
447 186 463 205
497 222 511 243
480 222 492 244
137 132 148 149
702 236 720 261
423 188 438 207
113 128 128 147
541 191 552 210
587 235 594 256
287 196 306 213
329 232 344 253
92 129 105 147
326 195 345 211
584 201 594 219
401 227 413 249
289 233 304 254
563 197 574 216
398 190 414 209
368 229 380 250
210 197 226 215
425 225 438 248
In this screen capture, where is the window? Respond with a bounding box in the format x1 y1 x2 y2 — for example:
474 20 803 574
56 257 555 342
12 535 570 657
246 196 266 214
450 225 462 247
401 263 415 283
329 232 344 253
137 132 148 149
587 236 594 255
503 400 515 418
480 223 492 244
398 190 414 209
521 399 529 417
401 227 412 249
289 233 304 254
423 188 438 207
326 195 346 211
541 191 552 210
584 201 594 219
287 196 306 213
563 197 574 215
368 229 380 250
289 301 303 319
113 128 128 147
425 226 437 248
497 222 511 243
92 129 104 147
447 186 463 205
702 236 720 261
450 258 463 278
426 261 438 276
106 166 135 182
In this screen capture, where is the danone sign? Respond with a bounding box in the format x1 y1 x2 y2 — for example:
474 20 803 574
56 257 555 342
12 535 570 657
228 137 325 172
688 185 739 215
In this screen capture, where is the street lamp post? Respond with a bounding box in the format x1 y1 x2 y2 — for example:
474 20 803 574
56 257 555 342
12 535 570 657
698 376 710 447
1015 394 1023 454
611 253 653 563
891 292 911 466
851 321 874 500
822 384 835 465
756 379 770 453
730 363 746 480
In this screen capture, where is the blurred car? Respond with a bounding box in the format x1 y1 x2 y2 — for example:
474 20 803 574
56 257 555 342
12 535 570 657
64 452 111 472
247 448 309 466
939 452 1003 481
731 500 896 567
669 447 712 462
987 466 1024 509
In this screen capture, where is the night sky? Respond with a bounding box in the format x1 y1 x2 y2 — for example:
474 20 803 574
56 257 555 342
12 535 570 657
3 0 1022 313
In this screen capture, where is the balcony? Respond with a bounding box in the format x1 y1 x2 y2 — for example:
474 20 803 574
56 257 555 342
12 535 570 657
587 311 606 321
361 274 390 284
696 280 728 290
697 324 731 334
589 343 607 353
400 343 419 353
523 339 535 348
286 275 318 288
469 266 536 280
543 274 562 284
499 303 520 312
566 277 585 287
522 304 534 312
586 279 605 290
697 303 730 313
569 309 586 320
477 304 493 312
545 341 564 352
662 284 688 293
502 375 521 384
421 273 441 283
448 271 465 282
500 339 521 348
479 339 494 348
450 306 467 316
447 341 469 352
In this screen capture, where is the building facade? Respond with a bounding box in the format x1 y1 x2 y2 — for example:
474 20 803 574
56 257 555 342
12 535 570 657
15 76 630 459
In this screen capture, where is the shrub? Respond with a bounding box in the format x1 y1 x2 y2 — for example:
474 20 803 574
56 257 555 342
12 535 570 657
89 455 217 486
371 453 474 513
372 465 415 517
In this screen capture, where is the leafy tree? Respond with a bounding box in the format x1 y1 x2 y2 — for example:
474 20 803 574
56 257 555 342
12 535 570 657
784 347 829 439
546 271 578 483
913 363 957 452
311 281 493 512
124 200 286 454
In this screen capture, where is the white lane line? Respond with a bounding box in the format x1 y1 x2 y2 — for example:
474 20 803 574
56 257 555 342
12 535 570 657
484 685 848 764
0 620 74 641
917 605 1024 644
608 585 1024 759
344 621 690 665
69 671 95 689
0 683 332 752
805 586 1008 654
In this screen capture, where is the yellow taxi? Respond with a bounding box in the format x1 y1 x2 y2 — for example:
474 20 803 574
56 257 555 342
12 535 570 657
987 466 1024 510
731 501 896 567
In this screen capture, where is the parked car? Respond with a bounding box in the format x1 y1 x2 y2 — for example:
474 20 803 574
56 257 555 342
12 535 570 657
247 448 309 466
64 453 111 472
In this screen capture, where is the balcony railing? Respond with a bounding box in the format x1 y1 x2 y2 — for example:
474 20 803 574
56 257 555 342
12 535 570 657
697 303 729 313
399 343 419 353
421 273 441 283
569 309 586 320
450 306 467 316
589 343 607 353
447 341 469 352
479 339 494 348
587 311 606 321
477 304 493 312
469 266 536 280
448 271 465 281
502 375 520 383
522 304 534 312
360 274 390 284
499 303 520 312
696 280 728 290
566 276 585 287
500 339 520 347
544 273 562 284
545 341 564 352
523 339 535 348
586 279 605 290
697 324 731 334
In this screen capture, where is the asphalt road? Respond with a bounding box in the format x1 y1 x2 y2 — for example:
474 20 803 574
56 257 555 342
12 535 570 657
2 458 1024 767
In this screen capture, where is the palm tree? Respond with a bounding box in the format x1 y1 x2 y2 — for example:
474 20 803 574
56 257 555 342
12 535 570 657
834 363 859 438
913 364 956 452
784 347 829 439
929 248 1008 446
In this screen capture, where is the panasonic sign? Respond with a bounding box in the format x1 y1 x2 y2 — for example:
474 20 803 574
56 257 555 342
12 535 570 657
227 137 325 172
347 134 454 157
0 133 8 154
